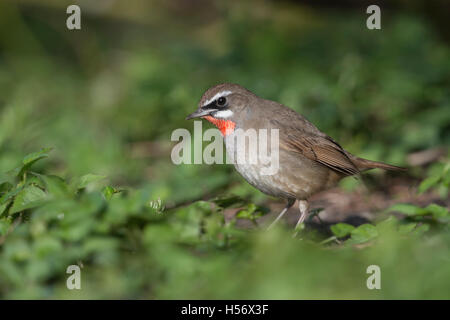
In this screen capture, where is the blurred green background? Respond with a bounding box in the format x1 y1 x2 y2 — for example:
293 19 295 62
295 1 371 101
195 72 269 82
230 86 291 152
0 0 448 299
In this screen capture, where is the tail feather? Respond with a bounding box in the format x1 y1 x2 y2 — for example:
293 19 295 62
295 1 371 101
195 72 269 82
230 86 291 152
353 157 407 172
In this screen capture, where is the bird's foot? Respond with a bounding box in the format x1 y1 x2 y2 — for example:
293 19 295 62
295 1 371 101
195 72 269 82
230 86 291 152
267 199 296 230
292 200 309 238
292 222 306 238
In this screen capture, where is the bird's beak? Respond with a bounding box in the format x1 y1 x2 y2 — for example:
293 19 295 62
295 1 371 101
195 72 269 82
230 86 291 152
185 108 216 120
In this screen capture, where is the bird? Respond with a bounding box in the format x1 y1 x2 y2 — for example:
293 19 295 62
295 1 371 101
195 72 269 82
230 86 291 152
186 83 406 230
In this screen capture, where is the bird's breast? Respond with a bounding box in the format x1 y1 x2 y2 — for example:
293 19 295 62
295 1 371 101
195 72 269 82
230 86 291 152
203 116 236 136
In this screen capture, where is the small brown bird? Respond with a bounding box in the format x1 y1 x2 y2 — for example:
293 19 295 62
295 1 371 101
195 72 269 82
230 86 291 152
186 83 405 229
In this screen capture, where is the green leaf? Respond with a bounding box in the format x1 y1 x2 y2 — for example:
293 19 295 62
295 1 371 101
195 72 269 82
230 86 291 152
425 204 448 219
418 174 441 194
236 203 261 220
41 174 70 197
0 186 23 206
34 236 63 257
0 202 10 217
102 186 120 200
17 148 53 178
22 148 53 166
398 222 418 235
387 203 427 216
349 224 378 244
331 223 355 238
78 174 106 189
0 219 11 236
213 195 245 208
412 223 431 236
10 186 48 214
443 165 450 187
0 182 13 194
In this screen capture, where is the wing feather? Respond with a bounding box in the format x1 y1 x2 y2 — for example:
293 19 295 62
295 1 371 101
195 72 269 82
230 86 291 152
281 133 359 176
268 110 360 176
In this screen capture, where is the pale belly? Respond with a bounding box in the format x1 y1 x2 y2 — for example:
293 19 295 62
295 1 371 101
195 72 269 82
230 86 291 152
224 133 341 200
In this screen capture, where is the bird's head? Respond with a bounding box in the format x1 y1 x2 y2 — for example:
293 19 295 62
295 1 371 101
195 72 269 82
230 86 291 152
186 83 255 135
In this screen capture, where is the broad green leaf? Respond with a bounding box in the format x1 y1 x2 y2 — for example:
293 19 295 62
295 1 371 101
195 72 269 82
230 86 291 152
398 222 417 235
0 219 11 236
349 224 378 244
41 175 70 197
0 182 13 194
25 175 46 189
22 148 53 166
412 223 431 236
425 204 449 219
236 210 252 219
236 203 260 220
17 148 53 178
82 237 119 255
10 186 48 214
34 236 63 257
331 223 355 238
418 174 441 194
387 203 427 216
78 174 106 189
0 186 23 206
102 186 117 200
443 165 450 187
0 202 10 217
213 195 245 208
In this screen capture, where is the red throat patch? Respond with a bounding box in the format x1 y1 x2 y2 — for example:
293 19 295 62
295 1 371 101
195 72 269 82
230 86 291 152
203 116 236 136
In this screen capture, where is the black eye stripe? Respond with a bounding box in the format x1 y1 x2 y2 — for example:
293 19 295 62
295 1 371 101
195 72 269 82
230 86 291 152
202 97 227 110
202 101 218 110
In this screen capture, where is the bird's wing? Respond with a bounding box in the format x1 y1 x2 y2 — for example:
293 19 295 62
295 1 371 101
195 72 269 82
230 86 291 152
283 134 359 175
270 116 360 176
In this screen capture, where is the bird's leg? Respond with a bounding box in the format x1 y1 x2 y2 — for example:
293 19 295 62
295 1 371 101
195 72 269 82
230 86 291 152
293 200 309 237
267 198 296 230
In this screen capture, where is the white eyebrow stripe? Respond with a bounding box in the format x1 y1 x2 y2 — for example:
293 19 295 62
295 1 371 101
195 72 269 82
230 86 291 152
202 90 232 106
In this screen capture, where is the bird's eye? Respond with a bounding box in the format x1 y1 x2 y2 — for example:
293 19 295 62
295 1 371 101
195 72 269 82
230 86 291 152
217 97 227 107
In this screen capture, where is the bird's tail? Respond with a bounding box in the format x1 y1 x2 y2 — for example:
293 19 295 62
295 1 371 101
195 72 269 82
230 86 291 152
353 157 407 172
